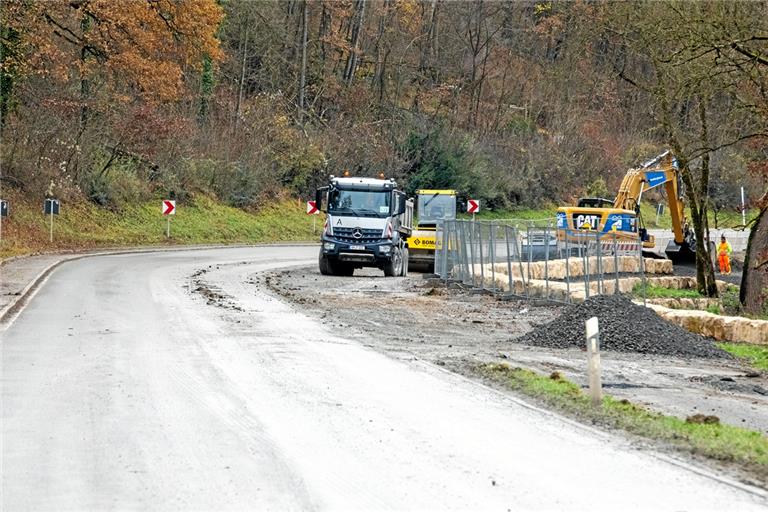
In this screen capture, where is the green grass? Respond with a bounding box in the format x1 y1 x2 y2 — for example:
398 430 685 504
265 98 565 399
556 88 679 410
478 363 768 474
0 193 320 259
639 201 758 230
632 282 702 299
717 343 768 371
706 304 722 315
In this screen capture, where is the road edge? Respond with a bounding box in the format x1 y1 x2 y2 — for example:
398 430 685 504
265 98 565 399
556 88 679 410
0 243 318 327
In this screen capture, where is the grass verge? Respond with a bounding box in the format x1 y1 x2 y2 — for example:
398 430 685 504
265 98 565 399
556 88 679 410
632 282 702 299
0 192 320 260
717 343 768 371
477 363 768 481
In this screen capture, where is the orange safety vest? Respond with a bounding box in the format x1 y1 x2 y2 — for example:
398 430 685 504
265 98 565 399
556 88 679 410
718 241 732 256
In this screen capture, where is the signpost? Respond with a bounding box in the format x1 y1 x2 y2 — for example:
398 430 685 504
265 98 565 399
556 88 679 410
44 198 60 243
467 198 480 221
0 199 8 243
162 200 176 238
306 200 319 233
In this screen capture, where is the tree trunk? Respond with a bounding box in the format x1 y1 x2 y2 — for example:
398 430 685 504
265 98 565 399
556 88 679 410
234 18 249 131
297 0 308 124
344 0 366 84
740 191 768 315
80 15 90 129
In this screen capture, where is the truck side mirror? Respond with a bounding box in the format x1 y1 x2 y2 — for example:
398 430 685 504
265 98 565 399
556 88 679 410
316 186 329 212
395 191 407 215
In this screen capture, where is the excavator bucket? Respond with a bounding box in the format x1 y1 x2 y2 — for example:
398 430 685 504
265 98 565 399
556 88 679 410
664 239 697 264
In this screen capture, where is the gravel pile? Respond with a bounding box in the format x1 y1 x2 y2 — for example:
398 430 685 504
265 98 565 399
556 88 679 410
520 294 729 358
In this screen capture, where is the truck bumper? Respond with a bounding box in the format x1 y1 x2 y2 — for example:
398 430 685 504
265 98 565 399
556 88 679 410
321 239 394 266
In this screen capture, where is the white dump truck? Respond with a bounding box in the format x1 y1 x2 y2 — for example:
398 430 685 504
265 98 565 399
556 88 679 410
315 175 413 276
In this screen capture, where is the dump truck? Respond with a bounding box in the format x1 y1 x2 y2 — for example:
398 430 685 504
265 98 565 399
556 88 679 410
315 175 413 276
407 189 458 273
556 150 699 263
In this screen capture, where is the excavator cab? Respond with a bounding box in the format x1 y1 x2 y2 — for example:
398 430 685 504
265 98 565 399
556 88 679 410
577 197 614 209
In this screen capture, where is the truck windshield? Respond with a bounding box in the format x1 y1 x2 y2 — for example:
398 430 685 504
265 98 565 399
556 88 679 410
328 189 391 217
417 194 456 223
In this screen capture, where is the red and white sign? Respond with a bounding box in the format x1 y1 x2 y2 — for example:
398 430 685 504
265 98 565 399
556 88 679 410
162 200 176 216
467 199 480 214
306 200 319 215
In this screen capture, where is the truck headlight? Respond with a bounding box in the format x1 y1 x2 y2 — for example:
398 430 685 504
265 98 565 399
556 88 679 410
323 242 335 250
379 245 391 253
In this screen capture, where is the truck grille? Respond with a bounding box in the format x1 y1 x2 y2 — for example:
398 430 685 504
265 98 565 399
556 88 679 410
333 227 384 243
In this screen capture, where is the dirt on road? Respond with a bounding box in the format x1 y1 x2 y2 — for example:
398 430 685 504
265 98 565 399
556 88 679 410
253 266 768 439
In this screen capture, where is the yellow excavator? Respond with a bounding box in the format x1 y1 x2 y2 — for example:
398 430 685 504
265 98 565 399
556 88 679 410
556 150 697 263
407 189 457 272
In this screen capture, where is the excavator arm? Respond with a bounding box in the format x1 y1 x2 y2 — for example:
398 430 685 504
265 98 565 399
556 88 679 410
613 151 686 245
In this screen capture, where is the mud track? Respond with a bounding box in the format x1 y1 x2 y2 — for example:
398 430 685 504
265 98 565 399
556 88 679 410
258 266 768 441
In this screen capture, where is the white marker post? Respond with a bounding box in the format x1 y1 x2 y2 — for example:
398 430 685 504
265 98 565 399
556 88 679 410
467 199 480 222
0 199 6 244
307 200 319 234
162 200 176 238
585 316 602 406
741 186 746 227
44 198 59 243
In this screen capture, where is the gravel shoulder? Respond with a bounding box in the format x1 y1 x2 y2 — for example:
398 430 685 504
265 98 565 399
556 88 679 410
258 266 768 439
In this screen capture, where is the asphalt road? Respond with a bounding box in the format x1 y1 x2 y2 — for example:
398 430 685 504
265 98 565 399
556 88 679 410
2 246 765 511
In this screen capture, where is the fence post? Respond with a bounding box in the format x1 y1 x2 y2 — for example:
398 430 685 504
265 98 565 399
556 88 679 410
638 236 646 306
505 225 514 295
544 226 550 301
443 221 451 280
526 226 533 283
468 221 476 287
613 234 619 294
490 223 497 292
565 231 571 303
478 222 486 290
515 227 529 298
583 234 590 299
596 233 603 295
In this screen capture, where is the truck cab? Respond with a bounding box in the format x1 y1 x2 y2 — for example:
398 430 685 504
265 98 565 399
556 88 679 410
316 176 413 277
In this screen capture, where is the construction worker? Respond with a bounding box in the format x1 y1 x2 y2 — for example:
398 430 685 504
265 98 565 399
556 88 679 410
717 234 733 275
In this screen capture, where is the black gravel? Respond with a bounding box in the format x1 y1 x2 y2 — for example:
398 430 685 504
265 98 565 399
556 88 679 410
519 294 729 359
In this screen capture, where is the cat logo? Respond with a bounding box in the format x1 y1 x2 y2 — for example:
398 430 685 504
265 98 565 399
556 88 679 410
574 214 600 230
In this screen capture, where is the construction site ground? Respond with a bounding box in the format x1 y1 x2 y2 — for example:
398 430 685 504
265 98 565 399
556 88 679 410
258 266 768 441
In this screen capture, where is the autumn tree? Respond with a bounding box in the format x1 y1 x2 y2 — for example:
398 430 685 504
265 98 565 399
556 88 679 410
601 1 767 297
1 0 223 197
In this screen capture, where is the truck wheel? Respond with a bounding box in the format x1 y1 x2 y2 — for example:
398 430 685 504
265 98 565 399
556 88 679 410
384 247 403 277
319 251 334 275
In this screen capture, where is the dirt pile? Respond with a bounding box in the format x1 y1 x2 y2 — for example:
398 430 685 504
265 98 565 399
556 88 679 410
520 294 729 359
